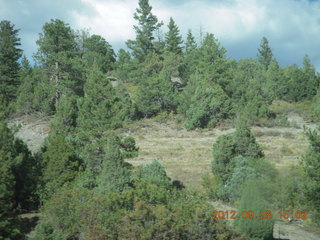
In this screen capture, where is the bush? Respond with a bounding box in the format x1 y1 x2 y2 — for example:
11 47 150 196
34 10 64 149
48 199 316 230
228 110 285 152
234 179 274 240
184 84 231 130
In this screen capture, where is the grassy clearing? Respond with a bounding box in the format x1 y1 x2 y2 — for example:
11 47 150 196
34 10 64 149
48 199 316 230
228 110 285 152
123 117 310 188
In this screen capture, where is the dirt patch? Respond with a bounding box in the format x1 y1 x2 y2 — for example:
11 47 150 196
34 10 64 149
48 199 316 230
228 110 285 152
8 114 53 153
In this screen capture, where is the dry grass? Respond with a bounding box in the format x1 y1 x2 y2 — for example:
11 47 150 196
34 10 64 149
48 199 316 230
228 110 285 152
123 118 310 188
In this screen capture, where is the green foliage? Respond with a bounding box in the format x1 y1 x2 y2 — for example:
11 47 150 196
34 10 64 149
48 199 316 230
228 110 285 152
115 48 141 82
224 156 258 202
35 19 85 108
136 60 177 117
121 136 139 158
82 34 115 73
302 128 320 222
137 160 171 187
184 84 231 130
234 179 274 240
185 29 197 53
95 134 131 194
75 66 132 164
277 165 304 212
212 118 263 185
233 117 264 158
197 33 226 75
257 37 273 70
212 134 236 184
0 119 39 239
12 138 40 210
311 91 320 122
179 30 198 83
263 60 286 99
281 58 319 102
0 149 21 240
49 94 78 138
229 58 272 121
77 67 128 133
126 0 163 62
200 173 220 199
41 136 81 200
0 20 22 109
30 221 66 240
16 67 57 115
165 17 183 55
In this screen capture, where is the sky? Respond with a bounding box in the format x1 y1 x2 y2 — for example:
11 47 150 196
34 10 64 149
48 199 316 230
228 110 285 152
1 0 320 71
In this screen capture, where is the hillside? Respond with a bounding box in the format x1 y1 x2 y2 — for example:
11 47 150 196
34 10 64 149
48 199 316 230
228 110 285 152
9 111 314 188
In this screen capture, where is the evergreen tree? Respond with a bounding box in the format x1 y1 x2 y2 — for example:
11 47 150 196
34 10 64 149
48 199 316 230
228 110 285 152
126 0 163 62
0 20 22 111
153 28 166 55
212 117 263 184
184 84 231 130
185 29 197 53
302 128 320 223
96 134 131 193
302 54 319 97
165 17 183 55
198 33 226 70
0 150 21 239
35 19 85 107
234 179 274 240
282 60 318 102
76 66 131 165
83 34 115 73
137 160 171 187
41 136 81 200
115 48 141 82
224 156 258 202
233 117 264 159
264 60 285 99
0 118 39 238
77 66 129 134
136 64 177 117
257 37 273 70
49 94 78 138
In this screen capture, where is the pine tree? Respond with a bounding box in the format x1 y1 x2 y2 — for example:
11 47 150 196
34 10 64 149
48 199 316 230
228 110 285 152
136 66 177 117
179 30 198 83
212 117 263 184
115 48 134 81
165 17 183 55
302 129 320 223
0 20 22 110
198 33 226 72
257 37 273 70
185 29 197 53
0 119 37 238
49 94 78 138
41 136 81 200
234 179 274 240
126 0 163 62
302 54 319 97
76 66 131 166
96 134 131 193
35 19 85 107
184 84 231 130
83 34 116 73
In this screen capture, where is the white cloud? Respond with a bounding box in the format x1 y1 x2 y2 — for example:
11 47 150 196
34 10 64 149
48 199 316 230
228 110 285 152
72 0 138 42
4 0 317 70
